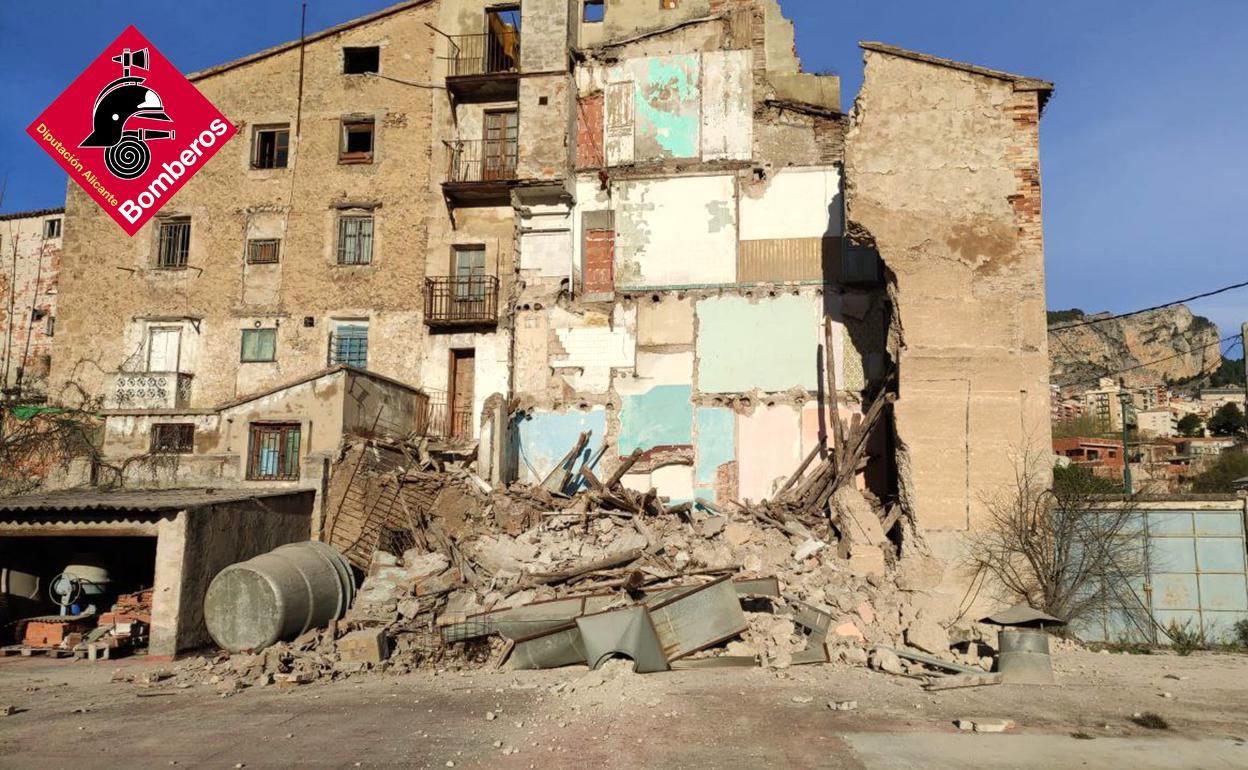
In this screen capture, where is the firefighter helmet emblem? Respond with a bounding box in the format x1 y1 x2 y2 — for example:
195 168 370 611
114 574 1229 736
79 47 175 180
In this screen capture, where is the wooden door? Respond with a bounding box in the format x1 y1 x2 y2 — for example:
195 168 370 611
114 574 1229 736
483 110 518 180
147 327 182 372
448 349 476 440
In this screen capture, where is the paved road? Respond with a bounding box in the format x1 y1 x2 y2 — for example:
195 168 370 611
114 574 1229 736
2 652 1247 768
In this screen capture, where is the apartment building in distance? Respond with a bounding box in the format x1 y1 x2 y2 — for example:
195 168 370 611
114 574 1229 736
45 0 1056 604
1 208 62 401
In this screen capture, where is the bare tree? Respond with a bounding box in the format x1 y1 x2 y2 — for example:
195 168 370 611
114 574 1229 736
965 444 1148 633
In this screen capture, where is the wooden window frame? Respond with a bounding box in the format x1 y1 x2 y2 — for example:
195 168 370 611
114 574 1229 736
250 124 290 169
44 218 62 238
240 327 278 363
336 214 374 265
339 118 375 164
246 238 281 265
155 217 191 269
151 423 194 455
246 422 302 481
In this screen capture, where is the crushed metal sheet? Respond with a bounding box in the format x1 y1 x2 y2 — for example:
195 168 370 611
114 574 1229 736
646 575 747 662
511 624 587 670
887 646 984 676
576 606 669 673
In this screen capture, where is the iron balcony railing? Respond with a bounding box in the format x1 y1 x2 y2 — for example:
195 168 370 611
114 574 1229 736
447 32 520 78
445 139 518 183
417 388 474 441
424 275 499 326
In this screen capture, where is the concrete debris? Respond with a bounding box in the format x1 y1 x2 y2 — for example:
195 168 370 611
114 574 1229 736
956 718 1016 733
147 450 970 692
829 700 858 711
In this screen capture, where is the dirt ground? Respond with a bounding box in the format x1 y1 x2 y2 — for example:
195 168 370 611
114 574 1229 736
1 648 1246 769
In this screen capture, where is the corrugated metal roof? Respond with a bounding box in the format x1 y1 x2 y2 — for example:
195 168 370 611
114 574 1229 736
0 487 308 513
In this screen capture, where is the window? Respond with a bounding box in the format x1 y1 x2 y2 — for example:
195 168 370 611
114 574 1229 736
660 0 678 7
251 125 290 169
453 245 487 300
247 423 301 480
482 109 518 180
46 316 55 337
329 321 369 368
240 328 277 363
339 118 375 164
343 46 380 74
584 0 604 22
156 217 191 268
44 218 62 238
247 238 281 264
151 423 194 454
337 214 374 265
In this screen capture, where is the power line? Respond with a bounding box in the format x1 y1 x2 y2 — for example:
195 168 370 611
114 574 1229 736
1057 334 1238 389
1049 279 1248 333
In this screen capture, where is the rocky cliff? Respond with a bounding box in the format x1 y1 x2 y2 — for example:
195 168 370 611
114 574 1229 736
1049 305 1223 389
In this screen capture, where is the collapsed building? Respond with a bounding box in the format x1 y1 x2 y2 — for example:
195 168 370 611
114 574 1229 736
23 0 1054 643
0 208 62 401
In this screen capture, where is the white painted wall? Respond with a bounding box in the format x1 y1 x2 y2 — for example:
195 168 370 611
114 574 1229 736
421 330 511 438
614 175 737 287
739 167 843 241
701 50 753 162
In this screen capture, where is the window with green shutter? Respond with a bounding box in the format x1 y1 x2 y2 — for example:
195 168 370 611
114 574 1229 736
241 328 277 363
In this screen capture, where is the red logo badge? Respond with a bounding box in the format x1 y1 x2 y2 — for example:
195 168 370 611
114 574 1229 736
26 26 234 236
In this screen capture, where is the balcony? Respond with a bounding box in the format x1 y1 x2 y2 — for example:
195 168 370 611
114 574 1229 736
424 276 499 328
416 389 474 442
106 371 193 411
445 32 520 101
443 139 519 206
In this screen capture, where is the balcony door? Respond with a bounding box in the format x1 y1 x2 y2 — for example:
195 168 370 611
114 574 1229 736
147 327 182 373
482 109 518 181
448 348 476 441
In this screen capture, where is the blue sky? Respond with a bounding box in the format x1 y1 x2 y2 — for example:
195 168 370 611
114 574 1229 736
1 0 1245 347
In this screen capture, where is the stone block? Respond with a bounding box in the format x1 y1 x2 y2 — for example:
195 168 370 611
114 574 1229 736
337 629 389 665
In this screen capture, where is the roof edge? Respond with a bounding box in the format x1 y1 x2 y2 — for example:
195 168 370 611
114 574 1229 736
0 207 65 222
187 0 435 82
859 41 1054 92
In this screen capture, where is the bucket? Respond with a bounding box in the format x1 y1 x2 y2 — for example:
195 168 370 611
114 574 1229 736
204 541 356 653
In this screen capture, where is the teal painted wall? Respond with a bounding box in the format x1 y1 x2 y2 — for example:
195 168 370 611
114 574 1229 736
515 408 607 483
618 384 694 455
694 406 735 501
696 294 820 393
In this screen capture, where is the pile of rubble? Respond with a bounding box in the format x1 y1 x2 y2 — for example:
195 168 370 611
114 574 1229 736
151 383 1012 691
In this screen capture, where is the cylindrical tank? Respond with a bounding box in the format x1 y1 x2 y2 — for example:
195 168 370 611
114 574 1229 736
997 627 1055 684
203 541 355 653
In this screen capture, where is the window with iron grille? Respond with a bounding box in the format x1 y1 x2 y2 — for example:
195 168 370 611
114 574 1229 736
240 328 277 363
151 423 194 454
247 238 281 264
251 125 290 169
156 217 191 269
329 322 369 368
337 214 373 265
339 118 375 164
247 423 301 480
44 218 62 238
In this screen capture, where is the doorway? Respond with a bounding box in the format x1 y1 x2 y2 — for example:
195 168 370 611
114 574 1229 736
146 327 182 372
482 109 518 180
448 349 476 440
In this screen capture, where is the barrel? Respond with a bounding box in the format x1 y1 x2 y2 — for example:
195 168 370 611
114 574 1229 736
997 627 1055 685
204 541 356 653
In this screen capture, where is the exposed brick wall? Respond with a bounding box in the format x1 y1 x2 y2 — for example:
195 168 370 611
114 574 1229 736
1004 92 1044 260
576 92 605 170
583 227 615 295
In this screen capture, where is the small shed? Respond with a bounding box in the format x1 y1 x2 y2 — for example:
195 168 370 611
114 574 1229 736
0 488 315 657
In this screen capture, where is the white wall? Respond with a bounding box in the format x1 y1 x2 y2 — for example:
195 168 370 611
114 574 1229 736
740 167 842 241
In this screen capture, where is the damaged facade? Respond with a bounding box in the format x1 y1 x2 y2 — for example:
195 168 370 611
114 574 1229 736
41 0 1053 610
1 208 62 401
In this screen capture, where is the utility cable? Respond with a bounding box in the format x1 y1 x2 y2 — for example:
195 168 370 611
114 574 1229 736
1049 279 1248 333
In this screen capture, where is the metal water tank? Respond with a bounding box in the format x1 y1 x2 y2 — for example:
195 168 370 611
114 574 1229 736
998 627 1055 684
204 541 355 653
